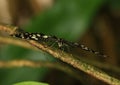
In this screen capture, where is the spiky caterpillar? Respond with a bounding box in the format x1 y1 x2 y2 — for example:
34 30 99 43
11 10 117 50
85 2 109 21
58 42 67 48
11 29 108 57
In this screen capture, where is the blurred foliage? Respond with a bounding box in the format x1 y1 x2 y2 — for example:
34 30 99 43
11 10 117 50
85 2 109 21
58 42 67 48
13 81 49 85
0 0 120 85
25 0 105 40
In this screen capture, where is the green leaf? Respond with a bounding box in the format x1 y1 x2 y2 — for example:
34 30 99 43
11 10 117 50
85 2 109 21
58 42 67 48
25 0 106 41
13 81 49 85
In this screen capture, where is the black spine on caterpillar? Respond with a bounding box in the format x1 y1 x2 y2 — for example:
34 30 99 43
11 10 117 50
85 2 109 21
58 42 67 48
72 42 108 57
52 38 108 58
11 31 57 44
11 29 108 58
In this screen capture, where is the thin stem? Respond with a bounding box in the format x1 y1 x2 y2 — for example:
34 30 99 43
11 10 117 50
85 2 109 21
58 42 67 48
0 24 120 85
0 60 83 81
29 40 120 85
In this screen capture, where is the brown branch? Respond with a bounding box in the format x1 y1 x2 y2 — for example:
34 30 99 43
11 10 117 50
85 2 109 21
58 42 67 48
0 24 17 34
0 24 120 85
0 60 50 68
0 36 38 51
29 40 120 85
1 36 120 74
0 60 84 81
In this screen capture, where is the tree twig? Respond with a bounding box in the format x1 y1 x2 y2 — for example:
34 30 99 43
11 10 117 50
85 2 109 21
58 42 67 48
0 60 86 82
0 36 120 74
0 24 120 85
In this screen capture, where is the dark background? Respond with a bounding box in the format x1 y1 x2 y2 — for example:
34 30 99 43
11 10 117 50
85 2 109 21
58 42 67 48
0 0 120 85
